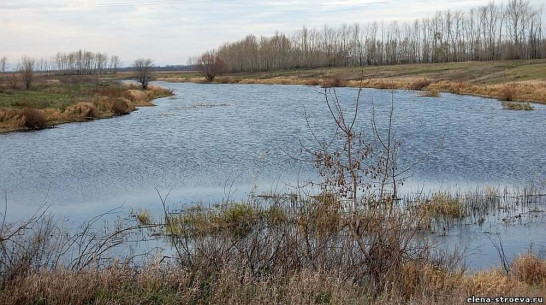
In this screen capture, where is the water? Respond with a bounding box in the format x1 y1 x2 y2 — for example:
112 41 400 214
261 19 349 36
1 82 545 269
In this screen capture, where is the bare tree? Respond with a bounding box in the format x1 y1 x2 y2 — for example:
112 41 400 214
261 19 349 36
195 51 225 82
20 56 35 90
133 58 154 90
109 56 121 74
0 57 7 74
209 1 545 72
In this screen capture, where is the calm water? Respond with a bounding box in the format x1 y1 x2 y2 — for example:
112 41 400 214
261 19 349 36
1 82 545 269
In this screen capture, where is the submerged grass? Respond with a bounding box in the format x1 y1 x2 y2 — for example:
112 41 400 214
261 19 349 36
502 101 535 110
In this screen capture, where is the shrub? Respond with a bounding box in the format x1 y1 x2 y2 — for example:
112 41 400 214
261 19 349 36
409 78 432 90
111 98 133 115
499 84 517 101
64 102 98 119
20 107 47 130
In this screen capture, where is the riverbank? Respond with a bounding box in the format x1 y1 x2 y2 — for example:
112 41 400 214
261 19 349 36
0 75 172 133
155 59 546 105
1 187 545 304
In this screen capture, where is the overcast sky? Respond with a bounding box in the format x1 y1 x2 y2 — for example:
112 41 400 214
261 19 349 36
1 0 544 66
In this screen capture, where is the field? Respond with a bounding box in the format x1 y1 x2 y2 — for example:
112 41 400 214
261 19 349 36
154 59 546 104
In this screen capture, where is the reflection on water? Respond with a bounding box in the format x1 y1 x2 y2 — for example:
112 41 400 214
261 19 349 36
1 82 545 269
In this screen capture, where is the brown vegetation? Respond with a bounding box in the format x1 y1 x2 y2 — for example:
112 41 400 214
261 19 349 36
20 108 47 130
110 98 134 115
64 102 98 119
0 256 543 305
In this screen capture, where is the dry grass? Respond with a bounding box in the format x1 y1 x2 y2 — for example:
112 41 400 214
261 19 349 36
321 76 345 88
499 84 517 101
1 255 544 305
419 90 441 97
1 188 545 304
512 253 546 286
409 78 432 90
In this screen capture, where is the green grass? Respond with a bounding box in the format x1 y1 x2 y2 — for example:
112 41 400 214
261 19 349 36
0 85 94 111
0 75 126 111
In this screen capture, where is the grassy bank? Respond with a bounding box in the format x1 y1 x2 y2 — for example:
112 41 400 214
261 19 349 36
155 59 546 105
0 74 172 133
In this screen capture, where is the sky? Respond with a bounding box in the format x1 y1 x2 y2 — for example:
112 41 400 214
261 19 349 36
1 0 544 67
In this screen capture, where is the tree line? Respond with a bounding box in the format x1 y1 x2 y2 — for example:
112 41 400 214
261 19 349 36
211 0 545 73
0 50 121 76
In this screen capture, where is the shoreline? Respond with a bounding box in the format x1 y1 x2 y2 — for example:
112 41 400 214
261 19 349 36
155 59 546 105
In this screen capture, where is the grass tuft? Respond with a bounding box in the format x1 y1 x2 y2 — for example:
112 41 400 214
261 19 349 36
502 101 534 110
20 107 47 130
64 102 98 119
512 253 546 286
